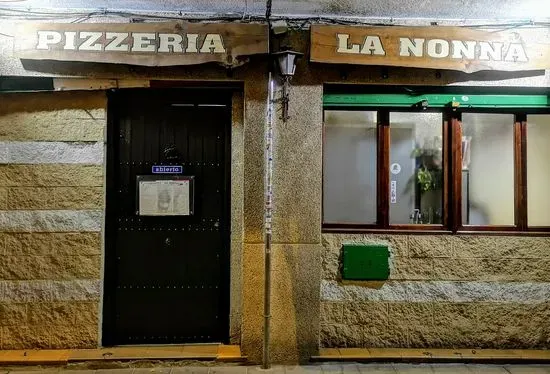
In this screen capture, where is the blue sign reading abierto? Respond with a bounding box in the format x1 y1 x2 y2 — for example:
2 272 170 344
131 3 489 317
152 165 183 174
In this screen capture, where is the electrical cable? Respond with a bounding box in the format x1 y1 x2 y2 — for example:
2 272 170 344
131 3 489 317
265 0 271 21
0 6 549 30
0 6 255 20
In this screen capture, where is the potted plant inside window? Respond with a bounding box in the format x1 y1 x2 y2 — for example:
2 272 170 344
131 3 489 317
405 137 443 224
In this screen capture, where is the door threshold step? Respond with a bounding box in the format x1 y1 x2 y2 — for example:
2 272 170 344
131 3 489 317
312 348 550 364
0 344 243 365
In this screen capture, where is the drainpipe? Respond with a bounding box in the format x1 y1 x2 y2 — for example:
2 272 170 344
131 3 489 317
262 0 273 369
263 73 274 370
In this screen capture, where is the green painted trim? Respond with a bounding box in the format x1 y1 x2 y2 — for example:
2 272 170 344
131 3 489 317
323 93 550 108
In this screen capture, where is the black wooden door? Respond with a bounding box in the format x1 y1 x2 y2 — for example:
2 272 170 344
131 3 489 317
103 89 231 345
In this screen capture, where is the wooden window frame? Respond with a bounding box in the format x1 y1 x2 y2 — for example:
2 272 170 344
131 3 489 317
322 105 550 235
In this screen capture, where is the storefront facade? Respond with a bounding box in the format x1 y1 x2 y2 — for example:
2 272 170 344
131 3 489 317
303 25 550 351
0 12 549 364
0 18 282 361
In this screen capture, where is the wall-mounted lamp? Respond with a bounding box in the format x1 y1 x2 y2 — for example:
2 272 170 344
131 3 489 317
272 48 303 122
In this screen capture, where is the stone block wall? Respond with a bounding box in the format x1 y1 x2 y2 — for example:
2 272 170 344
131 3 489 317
0 91 105 349
321 234 550 348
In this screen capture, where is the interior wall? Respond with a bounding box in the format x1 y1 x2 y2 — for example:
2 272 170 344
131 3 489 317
462 113 515 225
527 114 550 226
323 110 377 224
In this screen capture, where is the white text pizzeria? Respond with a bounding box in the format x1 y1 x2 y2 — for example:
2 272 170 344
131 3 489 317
36 31 227 53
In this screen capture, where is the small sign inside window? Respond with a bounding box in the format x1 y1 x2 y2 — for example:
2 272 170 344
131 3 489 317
390 181 397 204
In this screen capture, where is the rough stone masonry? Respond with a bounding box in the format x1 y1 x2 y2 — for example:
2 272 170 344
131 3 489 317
320 234 550 348
0 91 105 349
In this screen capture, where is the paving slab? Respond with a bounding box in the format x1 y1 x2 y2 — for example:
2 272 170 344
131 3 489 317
133 369 172 374
285 365 322 374
465 365 508 374
340 364 359 374
429 363 473 374
314 348 550 363
247 366 286 374
170 367 210 374
392 363 434 374
209 367 247 374
319 363 343 373
356 364 397 374
96 370 135 374
503 365 550 374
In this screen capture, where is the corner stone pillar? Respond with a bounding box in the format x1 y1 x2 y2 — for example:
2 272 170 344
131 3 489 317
242 79 323 363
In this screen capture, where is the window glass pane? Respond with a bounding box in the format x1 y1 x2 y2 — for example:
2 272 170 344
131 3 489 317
389 112 443 224
323 110 377 224
462 113 514 225
527 114 550 226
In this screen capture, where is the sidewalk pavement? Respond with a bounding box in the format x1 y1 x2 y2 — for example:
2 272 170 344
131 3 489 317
3 363 550 374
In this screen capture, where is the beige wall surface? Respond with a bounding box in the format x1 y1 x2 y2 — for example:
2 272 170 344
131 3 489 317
0 91 106 349
1 22 550 362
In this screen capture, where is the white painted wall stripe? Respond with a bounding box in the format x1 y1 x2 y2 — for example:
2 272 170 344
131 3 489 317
0 280 101 302
0 210 102 232
321 280 550 303
0 141 103 164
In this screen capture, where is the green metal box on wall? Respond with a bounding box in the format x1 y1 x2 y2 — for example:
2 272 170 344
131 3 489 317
341 244 390 280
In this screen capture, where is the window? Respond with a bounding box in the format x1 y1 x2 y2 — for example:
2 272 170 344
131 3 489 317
389 112 443 225
527 114 550 227
323 110 377 224
462 113 515 226
323 88 550 233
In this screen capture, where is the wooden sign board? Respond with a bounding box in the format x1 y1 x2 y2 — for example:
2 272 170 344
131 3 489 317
14 22 269 67
310 25 550 73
